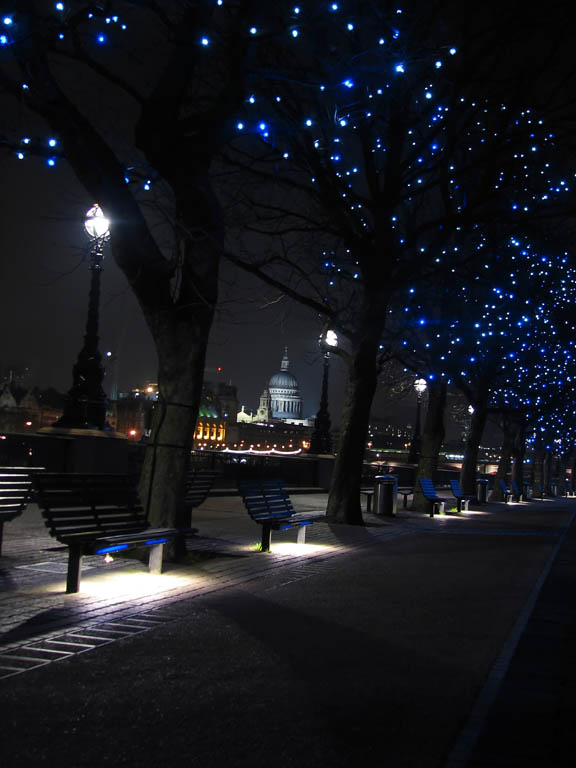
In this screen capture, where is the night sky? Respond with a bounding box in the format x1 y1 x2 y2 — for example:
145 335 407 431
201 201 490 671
0 153 369 423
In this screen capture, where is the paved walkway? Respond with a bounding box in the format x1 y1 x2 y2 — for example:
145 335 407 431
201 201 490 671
0 492 574 766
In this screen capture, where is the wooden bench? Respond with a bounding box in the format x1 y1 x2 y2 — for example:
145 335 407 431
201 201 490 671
449 479 473 513
360 487 374 512
511 480 524 502
362 485 412 513
398 487 413 508
182 468 220 527
498 479 513 503
238 478 326 552
33 472 178 593
419 478 456 517
0 466 42 554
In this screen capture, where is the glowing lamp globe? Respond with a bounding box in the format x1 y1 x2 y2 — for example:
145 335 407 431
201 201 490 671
84 204 110 239
414 378 427 395
325 329 338 347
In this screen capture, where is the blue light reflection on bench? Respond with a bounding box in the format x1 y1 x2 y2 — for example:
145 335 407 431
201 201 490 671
95 537 170 555
279 521 311 531
95 543 131 554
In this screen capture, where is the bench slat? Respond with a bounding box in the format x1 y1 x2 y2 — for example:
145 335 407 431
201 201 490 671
33 472 179 593
238 478 325 551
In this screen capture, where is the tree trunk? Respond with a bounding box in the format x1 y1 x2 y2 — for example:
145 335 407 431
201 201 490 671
544 451 554 494
557 454 568 496
511 421 526 499
568 452 576 494
139 320 210 531
532 436 545 494
492 415 518 501
326 339 380 525
412 378 448 513
459 395 488 496
137 186 221 540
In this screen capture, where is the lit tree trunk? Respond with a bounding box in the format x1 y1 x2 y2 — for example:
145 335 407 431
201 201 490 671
459 388 489 496
557 454 568 496
326 337 380 525
532 435 545 495
568 452 576 494
492 413 518 501
511 419 526 499
138 260 216 531
544 450 554 494
412 378 448 513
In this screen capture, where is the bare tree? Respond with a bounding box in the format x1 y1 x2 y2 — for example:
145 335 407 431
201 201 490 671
0 1 256 541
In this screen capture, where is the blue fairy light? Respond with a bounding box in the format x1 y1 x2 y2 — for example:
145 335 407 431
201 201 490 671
201 37 210 46
3 16 13 25
395 63 405 74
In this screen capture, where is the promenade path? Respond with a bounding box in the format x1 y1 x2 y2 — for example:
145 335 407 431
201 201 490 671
0 491 574 767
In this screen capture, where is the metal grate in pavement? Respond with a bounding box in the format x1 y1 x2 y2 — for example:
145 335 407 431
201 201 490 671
0 613 177 679
16 562 96 574
0 526 413 680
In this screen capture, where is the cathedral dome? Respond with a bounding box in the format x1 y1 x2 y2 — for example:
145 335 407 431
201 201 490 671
268 348 303 420
269 371 299 389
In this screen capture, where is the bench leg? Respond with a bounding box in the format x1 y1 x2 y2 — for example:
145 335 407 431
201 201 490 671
297 525 307 545
431 501 445 517
464 499 470 511
261 525 272 553
66 544 83 594
0 520 3 555
148 543 164 575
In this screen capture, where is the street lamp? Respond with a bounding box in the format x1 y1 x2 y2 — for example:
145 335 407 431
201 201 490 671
408 377 427 463
53 204 112 431
309 329 337 454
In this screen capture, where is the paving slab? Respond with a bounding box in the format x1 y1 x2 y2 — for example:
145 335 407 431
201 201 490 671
0 493 574 767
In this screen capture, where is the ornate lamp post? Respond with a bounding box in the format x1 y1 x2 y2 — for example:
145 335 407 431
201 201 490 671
53 204 112 431
309 330 338 455
408 377 427 463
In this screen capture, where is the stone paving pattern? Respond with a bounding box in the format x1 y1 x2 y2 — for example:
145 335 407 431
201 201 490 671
0 491 574 766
